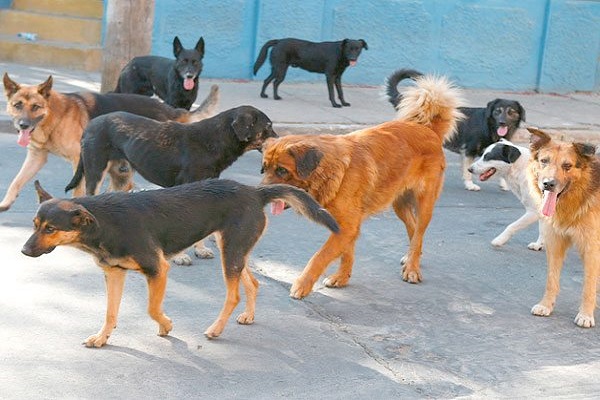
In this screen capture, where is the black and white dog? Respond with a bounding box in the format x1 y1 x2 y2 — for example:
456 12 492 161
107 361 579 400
468 139 543 250
115 36 205 110
386 69 526 191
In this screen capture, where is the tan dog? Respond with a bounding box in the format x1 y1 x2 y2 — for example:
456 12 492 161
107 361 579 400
1 73 219 211
528 127 600 328
261 74 464 299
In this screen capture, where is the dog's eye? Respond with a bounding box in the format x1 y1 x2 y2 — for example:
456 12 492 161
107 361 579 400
507 109 518 116
275 166 288 177
13 102 23 110
31 104 41 112
562 163 572 171
540 157 549 165
43 225 56 234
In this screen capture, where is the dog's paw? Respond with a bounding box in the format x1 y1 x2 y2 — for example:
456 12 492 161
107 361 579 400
194 246 214 259
527 242 544 251
260 93 268 98
400 254 408 265
531 303 553 316
499 178 509 191
465 182 481 191
274 95 282 100
323 273 350 288
157 316 173 336
402 265 422 284
491 236 508 247
83 332 109 348
172 253 193 266
289 277 314 299
341 102 351 107
237 312 255 325
574 312 595 328
204 322 224 339
332 103 342 108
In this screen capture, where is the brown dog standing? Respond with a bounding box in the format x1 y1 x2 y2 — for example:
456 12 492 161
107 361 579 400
528 127 600 328
261 74 464 299
1 73 219 211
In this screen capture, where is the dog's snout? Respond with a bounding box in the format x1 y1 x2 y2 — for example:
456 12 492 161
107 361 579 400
542 179 556 191
467 166 474 173
18 120 30 130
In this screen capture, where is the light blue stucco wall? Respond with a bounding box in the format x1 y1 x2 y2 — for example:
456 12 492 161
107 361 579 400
142 0 600 92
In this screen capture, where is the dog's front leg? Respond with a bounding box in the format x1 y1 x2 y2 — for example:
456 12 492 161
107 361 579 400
575 249 600 328
326 75 341 108
491 210 539 248
84 266 127 348
528 219 545 251
334 75 350 106
531 229 569 318
0 148 48 211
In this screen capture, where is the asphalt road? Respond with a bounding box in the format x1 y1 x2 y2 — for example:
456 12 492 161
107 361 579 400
1 129 598 399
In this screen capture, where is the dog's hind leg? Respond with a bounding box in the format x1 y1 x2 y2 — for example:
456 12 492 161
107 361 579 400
236 267 259 325
272 65 289 100
531 229 570 318
193 239 215 259
0 148 48 212
204 259 244 339
84 266 127 348
146 256 173 336
491 210 539 248
260 71 275 98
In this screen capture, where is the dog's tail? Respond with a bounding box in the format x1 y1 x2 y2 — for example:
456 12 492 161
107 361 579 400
253 40 279 75
188 84 220 122
395 74 464 141
65 158 84 193
385 68 423 109
258 184 339 234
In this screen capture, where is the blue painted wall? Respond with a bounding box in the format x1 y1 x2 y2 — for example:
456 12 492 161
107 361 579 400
145 0 600 92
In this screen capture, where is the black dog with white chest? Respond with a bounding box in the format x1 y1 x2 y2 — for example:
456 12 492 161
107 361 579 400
386 68 526 191
253 38 368 108
114 36 205 110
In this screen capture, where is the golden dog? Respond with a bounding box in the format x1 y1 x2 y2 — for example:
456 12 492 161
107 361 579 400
261 74 464 299
1 73 218 211
528 127 600 327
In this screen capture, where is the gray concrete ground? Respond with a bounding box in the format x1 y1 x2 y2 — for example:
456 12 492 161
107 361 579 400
1 61 600 399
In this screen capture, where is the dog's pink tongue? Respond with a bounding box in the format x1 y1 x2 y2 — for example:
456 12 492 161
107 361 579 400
183 78 195 90
497 126 508 137
541 190 558 217
270 199 285 216
17 128 32 147
349 60 357 67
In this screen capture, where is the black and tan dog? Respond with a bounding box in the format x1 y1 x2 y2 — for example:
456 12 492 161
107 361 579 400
65 105 276 263
386 68 526 191
22 179 339 347
1 73 219 212
253 38 368 107
114 36 205 110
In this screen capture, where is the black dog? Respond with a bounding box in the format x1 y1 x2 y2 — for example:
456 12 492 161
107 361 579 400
386 68 526 191
253 38 368 108
23 179 339 347
114 36 205 110
65 105 277 264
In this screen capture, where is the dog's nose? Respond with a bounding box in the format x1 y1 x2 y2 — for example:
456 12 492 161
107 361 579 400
467 166 474 173
18 120 30 130
542 179 556 191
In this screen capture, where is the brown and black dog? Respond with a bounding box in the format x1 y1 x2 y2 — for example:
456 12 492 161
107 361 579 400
527 127 600 328
261 73 464 299
22 180 339 347
1 73 219 211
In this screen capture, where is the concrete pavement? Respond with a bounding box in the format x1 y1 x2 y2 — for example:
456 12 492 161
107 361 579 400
1 62 600 399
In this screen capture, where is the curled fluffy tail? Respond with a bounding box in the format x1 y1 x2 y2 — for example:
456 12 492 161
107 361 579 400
394 74 464 141
65 158 84 193
258 184 339 234
188 84 220 122
253 40 279 75
385 68 423 109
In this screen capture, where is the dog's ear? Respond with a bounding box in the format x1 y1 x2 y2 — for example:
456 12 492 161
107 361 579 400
290 146 323 179
195 37 205 55
231 113 254 142
359 39 368 50
34 180 53 203
173 36 183 57
3 73 20 98
38 76 53 99
528 127 552 151
573 142 596 160
70 205 97 228
503 144 522 163
341 39 348 49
